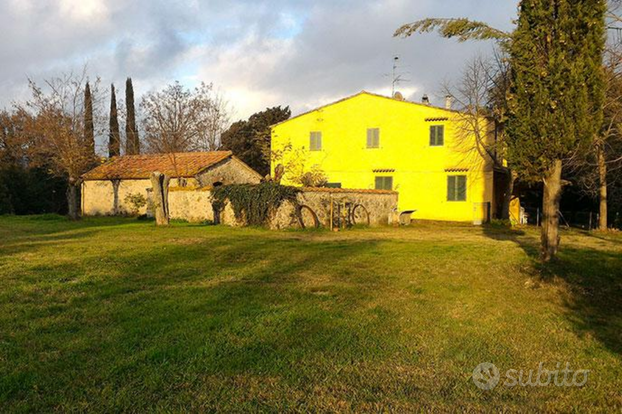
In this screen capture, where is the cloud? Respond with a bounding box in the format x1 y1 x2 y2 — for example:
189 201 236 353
0 0 517 120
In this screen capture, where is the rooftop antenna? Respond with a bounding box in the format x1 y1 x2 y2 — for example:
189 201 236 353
390 56 410 97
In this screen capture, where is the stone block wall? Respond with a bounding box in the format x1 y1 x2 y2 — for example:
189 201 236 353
195 157 261 187
164 186 398 229
83 178 196 216
270 188 398 229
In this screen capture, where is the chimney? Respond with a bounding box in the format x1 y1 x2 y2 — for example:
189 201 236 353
445 95 453 110
421 94 430 105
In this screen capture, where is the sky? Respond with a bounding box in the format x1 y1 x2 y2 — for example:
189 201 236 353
0 0 517 121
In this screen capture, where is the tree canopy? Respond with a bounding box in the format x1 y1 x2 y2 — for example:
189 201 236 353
220 106 291 176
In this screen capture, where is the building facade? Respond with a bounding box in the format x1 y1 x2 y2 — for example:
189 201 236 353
82 151 261 216
271 92 497 223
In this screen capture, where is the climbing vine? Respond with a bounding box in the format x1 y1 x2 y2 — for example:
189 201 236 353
211 182 300 226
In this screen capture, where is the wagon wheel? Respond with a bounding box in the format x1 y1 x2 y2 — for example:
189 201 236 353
297 204 320 229
350 204 370 226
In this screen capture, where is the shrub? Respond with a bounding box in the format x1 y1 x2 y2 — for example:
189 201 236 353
211 182 300 226
124 192 147 216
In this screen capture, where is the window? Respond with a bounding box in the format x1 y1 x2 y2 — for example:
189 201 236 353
375 176 393 190
430 125 444 146
326 182 342 188
367 128 380 148
447 175 467 201
310 131 322 151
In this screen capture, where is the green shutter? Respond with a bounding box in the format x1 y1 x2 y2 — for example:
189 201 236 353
375 176 383 189
447 175 466 201
447 176 456 200
367 128 379 148
310 132 322 151
430 125 445 146
438 125 444 146
375 176 393 190
457 175 466 201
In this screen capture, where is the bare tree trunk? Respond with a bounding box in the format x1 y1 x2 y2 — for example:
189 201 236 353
501 169 516 220
67 179 81 221
541 159 563 262
112 179 121 215
598 145 608 230
150 172 170 226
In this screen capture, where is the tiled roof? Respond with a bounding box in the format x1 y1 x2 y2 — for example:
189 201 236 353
82 151 232 180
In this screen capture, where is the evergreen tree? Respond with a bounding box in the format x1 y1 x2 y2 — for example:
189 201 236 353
108 84 121 158
125 77 140 155
506 0 606 261
84 82 95 157
220 106 291 176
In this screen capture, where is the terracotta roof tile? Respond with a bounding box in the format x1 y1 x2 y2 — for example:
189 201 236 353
82 151 232 180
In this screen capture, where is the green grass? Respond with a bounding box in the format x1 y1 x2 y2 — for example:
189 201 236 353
0 216 621 412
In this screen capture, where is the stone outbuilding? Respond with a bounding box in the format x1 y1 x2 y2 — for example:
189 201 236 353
81 151 261 216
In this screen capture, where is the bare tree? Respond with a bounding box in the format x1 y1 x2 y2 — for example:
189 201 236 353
19 70 102 219
141 81 232 154
575 46 622 229
197 88 232 151
443 55 515 219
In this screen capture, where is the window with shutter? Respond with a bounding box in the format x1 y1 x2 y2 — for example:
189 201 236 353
367 128 380 148
429 125 444 146
375 176 393 190
309 131 322 151
447 175 466 201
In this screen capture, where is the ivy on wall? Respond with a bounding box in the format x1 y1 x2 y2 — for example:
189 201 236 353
211 182 300 226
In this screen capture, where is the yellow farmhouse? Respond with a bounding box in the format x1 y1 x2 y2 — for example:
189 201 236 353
271 91 500 223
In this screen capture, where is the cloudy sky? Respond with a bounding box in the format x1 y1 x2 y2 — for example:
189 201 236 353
0 0 517 121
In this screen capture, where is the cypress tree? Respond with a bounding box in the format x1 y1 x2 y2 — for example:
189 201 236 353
125 77 140 154
108 84 121 158
506 0 606 261
84 82 95 157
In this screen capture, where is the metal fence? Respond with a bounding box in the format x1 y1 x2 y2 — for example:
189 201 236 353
522 206 621 230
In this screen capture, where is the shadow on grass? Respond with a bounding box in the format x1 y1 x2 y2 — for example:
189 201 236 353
0 215 151 256
1 228 410 410
482 224 622 356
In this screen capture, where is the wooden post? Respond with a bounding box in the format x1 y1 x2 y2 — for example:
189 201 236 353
589 212 593 231
329 193 333 230
150 171 170 226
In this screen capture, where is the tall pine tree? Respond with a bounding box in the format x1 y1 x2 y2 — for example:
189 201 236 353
84 82 95 157
108 84 121 158
506 0 605 261
125 77 140 155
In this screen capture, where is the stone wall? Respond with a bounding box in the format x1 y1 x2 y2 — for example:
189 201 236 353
167 187 214 222
196 157 261 187
270 188 398 229
163 186 398 229
82 178 194 216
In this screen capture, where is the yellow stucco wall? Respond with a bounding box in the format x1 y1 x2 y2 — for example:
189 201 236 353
271 92 495 222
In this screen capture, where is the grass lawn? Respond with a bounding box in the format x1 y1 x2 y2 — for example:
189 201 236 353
0 215 621 412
